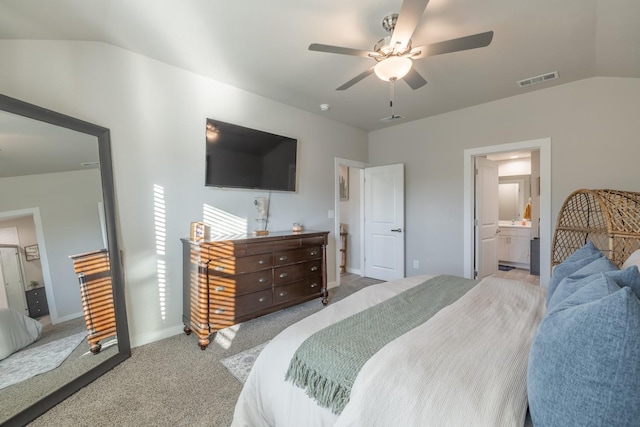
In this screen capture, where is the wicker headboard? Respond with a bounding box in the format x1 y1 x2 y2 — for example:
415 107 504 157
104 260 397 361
552 189 640 267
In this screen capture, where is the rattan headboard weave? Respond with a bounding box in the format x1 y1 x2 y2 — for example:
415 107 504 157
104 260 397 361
552 189 640 267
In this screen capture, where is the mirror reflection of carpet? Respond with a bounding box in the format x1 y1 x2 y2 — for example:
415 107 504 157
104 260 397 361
0 331 87 390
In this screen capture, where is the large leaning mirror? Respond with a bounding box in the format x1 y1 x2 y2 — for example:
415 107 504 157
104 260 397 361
0 94 129 426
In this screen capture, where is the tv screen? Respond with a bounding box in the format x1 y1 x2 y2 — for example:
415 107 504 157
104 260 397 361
205 118 297 192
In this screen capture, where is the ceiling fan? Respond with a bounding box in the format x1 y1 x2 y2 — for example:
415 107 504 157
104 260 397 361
308 0 494 91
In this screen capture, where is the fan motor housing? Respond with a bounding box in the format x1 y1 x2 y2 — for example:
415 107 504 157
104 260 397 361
374 36 412 58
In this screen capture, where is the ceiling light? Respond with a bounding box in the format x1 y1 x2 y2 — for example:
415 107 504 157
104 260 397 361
374 56 412 82
319 104 330 112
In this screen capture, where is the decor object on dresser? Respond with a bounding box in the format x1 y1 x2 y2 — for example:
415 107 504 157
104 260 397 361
70 249 117 354
253 195 269 236
182 230 329 350
552 189 640 268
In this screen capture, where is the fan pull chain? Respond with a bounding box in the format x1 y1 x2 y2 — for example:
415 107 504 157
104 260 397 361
389 77 397 118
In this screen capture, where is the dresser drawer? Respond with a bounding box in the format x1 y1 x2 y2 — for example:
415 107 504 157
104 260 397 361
274 277 323 305
210 270 272 296
208 253 273 275
211 289 273 319
274 259 322 285
273 246 322 266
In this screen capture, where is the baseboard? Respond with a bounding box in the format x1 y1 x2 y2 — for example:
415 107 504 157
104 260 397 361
130 324 185 348
346 267 362 275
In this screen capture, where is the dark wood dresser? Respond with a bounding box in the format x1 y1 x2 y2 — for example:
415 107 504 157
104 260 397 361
70 249 116 354
25 288 49 318
182 230 329 349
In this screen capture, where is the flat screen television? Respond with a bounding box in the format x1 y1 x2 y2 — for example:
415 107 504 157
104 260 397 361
205 118 297 192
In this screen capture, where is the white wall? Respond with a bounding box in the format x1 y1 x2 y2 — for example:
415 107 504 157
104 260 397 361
0 40 369 347
0 169 104 320
369 77 640 279
339 166 362 274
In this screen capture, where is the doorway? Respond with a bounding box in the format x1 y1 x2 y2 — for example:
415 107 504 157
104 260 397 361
334 159 406 286
0 245 28 313
464 138 552 287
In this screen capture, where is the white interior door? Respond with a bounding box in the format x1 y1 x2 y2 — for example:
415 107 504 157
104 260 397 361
364 164 405 281
475 157 499 279
0 247 28 314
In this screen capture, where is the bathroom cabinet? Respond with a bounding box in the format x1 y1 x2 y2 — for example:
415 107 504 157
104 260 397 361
498 226 531 267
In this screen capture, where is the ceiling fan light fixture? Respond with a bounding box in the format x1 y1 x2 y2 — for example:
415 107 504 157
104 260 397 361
374 56 412 81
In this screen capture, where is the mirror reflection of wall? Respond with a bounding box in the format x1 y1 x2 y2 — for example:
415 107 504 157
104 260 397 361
498 175 531 221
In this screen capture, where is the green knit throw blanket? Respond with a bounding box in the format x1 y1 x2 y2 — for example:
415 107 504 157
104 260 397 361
284 275 477 414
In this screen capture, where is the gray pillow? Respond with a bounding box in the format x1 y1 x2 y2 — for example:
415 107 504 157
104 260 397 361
547 241 603 305
547 256 618 309
528 274 640 426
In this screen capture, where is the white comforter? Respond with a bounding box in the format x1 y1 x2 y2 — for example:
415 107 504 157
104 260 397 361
232 275 546 427
0 308 43 360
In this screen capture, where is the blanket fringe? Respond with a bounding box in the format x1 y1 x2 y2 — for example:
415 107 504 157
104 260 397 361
285 355 350 414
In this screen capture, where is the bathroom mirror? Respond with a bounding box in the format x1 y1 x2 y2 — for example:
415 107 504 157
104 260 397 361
0 94 129 426
498 175 531 221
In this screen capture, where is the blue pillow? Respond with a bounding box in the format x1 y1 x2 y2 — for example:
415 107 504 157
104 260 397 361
528 275 640 427
547 241 603 305
547 256 618 309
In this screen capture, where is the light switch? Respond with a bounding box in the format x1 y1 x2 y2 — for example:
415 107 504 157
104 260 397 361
328 210 335 219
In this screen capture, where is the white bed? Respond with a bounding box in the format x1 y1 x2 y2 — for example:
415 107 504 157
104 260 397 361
232 274 545 427
0 308 43 360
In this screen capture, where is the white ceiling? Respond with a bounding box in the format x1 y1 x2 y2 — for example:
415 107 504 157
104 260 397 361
1 0 639 133
0 110 98 178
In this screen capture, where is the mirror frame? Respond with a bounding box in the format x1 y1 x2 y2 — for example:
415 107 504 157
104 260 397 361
0 94 130 426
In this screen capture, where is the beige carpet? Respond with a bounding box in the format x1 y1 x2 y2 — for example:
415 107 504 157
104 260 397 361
28 275 381 427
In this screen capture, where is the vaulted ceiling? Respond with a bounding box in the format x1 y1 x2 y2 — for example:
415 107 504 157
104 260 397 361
1 0 639 131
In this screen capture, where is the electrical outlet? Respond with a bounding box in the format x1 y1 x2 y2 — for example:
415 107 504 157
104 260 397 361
413 260 419 269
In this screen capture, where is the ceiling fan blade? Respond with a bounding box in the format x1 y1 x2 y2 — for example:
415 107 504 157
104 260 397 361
410 31 494 59
309 43 380 58
403 68 427 90
336 67 375 90
389 0 430 50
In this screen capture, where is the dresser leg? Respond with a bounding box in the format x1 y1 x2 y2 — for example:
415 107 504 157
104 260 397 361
90 344 102 354
198 338 210 350
183 325 192 335
321 288 328 306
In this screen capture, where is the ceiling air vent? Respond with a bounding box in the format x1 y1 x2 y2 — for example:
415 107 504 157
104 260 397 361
517 71 558 88
81 161 100 169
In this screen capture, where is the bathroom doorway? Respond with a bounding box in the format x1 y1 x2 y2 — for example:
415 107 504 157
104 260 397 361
463 138 551 287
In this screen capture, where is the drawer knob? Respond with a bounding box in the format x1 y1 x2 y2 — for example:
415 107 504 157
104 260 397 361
258 296 267 303
310 283 318 288
258 259 268 265
214 308 225 314
214 286 225 292
279 255 288 261
258 277 268 283
214 266 225 272
310 251 318 256
310 266 318 272
279 291 287 297
279 272 288 278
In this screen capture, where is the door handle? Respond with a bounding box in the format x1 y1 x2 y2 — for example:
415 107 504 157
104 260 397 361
391 228 402 232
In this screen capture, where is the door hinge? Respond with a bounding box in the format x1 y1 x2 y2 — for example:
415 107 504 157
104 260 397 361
474 270 478 279
474 167 478 176
473 219 478 227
